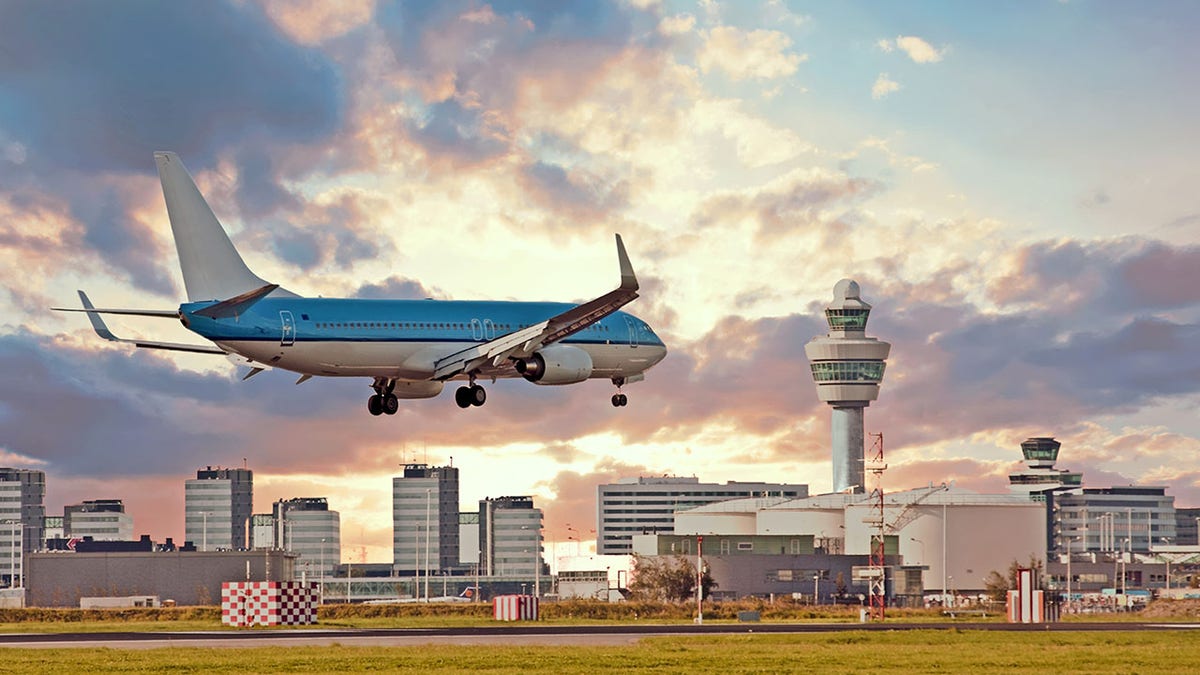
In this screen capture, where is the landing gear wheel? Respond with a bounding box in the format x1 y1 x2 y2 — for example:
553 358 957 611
611 393 628 407
382 394 399 415
455 386 472 409
368 394 384 416
469 384 487 407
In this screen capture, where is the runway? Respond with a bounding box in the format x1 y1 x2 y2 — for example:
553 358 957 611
0 622 1197 649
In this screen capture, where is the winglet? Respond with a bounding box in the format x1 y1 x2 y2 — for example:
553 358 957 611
616 234 638 291
77 290 119 342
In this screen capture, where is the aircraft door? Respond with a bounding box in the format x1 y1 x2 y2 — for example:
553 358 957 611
625 316 639 347
280 311 295 346
470 319 483 341
483 319 496 340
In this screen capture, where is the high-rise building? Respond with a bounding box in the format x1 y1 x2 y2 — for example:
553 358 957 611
479 496 542 579
64 499 134 541
184 466 253 551
273 497 340 576
596 477 808 555
805 279 891 494
392 464 459 574
0 468 45 586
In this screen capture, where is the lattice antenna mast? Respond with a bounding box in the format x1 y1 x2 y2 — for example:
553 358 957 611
865 432 887 621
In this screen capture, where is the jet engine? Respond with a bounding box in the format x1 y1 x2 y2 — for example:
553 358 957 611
513 345 593 385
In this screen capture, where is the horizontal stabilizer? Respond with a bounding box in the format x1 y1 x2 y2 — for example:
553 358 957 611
71 290 225 355
50 306 180 318
193 283 279 319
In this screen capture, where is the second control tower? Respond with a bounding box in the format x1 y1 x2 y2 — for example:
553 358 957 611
805 280 891 494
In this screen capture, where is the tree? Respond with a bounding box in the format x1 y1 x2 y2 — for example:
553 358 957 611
983 556 1045 601
627 554 717 602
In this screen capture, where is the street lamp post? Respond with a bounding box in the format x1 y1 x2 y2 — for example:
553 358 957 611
813 573 820 606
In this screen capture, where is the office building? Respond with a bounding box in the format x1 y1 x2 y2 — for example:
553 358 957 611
805 279 891 493
392 463 459 574
596 476 808 555
0 468 46 586
479 496 542 579
1175 507 1200 546
64 499 134 541
1053 486 1176 554
184 466 253 551
274 497 340 576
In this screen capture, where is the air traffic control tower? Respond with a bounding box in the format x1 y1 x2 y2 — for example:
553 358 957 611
805 280 891 494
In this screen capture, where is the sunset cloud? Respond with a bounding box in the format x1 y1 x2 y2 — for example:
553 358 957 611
5 1 1200 561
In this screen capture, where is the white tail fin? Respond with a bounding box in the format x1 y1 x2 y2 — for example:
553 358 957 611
154 151 294 302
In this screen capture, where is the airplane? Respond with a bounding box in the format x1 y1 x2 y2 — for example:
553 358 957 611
55 152 667 415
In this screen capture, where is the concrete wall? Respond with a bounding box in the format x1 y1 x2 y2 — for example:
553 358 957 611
845 502 1046 593
27 550 295 607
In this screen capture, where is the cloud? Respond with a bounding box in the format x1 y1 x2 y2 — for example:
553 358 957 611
987 239 1200 314
692 167 881 240
536 459 653 540
259 0 376 46
0 0 343 173
516 160 632 222
872 73 901 99
879 35 945 63
659 14 697 36
698 26 806 81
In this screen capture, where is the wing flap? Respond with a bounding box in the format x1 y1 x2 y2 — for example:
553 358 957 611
431 234 640 380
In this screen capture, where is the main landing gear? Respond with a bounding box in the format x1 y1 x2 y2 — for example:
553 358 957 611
368 379 400 416
455 383 487 409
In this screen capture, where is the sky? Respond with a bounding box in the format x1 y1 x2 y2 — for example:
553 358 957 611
2 0 1199 564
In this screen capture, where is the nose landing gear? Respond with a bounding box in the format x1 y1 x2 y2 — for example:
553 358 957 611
611 376 629 407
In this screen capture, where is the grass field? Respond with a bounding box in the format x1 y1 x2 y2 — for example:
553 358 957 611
2 631 1200 673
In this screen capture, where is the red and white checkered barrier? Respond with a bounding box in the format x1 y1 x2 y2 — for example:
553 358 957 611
221 581 318 627
493 594 539 621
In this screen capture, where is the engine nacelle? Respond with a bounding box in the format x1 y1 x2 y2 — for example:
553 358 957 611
392 380 444 399
514 345 593 385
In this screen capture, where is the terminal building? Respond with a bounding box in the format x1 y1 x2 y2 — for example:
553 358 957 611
596 477 808 555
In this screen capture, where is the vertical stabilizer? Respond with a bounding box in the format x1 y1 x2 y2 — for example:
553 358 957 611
154 152 293 302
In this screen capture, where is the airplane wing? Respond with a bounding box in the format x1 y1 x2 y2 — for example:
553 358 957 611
62 290 226 355
431 234 639 380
